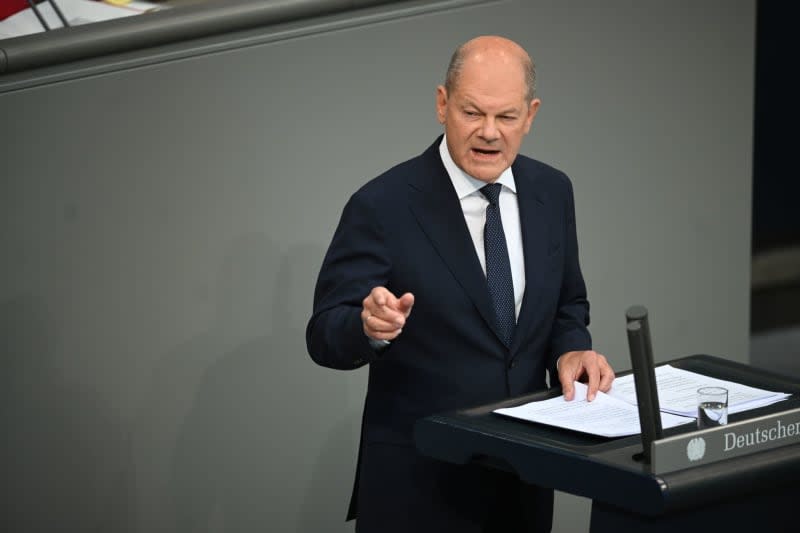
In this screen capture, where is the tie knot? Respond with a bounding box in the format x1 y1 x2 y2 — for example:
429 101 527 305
480 183 502 206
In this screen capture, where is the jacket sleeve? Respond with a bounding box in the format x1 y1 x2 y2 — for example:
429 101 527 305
306 190 391 370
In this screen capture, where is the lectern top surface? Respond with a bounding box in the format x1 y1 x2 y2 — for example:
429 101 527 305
414 354 800 515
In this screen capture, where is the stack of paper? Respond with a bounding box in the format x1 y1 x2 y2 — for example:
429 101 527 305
493 365 792 438
608 365 791 418
495 382 694 438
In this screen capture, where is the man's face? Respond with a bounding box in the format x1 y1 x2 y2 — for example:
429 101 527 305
436 53 540 183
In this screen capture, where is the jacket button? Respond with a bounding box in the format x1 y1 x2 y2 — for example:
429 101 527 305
508 360 516 369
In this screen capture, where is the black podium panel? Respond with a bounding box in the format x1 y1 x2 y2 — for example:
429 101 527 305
413 355 800 531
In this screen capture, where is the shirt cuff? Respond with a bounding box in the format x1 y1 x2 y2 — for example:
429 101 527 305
367 336 391 352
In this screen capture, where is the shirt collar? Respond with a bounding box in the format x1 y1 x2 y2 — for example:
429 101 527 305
439 134 516 200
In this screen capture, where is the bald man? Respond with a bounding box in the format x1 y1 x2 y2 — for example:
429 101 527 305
307 35 615 533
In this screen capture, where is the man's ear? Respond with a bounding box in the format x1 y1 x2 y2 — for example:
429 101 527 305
436 85 448 125
523 98 541 134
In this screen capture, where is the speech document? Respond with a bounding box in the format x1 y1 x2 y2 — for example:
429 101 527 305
494 366 790 437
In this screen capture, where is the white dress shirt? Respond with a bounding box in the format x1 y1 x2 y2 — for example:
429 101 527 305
439 135 526 319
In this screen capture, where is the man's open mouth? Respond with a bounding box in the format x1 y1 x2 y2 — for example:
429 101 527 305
472 148 500 155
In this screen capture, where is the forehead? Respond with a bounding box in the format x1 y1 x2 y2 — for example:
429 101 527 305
452 52 528 108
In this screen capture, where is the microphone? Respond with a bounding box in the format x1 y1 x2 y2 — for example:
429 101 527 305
625 305 663 464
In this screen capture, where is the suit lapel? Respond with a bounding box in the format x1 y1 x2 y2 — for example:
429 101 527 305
407 140 499 347
512 161 549 353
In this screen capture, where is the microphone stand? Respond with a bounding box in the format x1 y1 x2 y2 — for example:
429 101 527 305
625 305 663 464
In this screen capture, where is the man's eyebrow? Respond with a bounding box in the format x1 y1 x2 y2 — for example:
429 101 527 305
460 99 520 115
498 103 524 115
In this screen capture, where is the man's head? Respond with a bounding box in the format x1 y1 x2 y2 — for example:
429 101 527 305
436 36 540 183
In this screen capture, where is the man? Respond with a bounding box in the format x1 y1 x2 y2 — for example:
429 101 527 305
306 35 615 532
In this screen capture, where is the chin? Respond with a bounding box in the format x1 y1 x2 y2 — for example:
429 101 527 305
467 165 504 183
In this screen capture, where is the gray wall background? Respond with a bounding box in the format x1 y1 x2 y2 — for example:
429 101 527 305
0 0 755 531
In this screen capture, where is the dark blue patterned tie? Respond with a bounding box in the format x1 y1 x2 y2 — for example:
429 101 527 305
480 183 516 347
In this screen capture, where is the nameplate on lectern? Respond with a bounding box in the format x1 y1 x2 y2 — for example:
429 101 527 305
651 406 800 474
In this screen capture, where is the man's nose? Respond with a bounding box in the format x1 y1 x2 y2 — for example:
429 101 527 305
479 118 499 140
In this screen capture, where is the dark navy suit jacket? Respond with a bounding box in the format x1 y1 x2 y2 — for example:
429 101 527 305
306 136 592 530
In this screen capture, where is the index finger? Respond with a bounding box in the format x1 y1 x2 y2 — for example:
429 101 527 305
364 287 407 327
